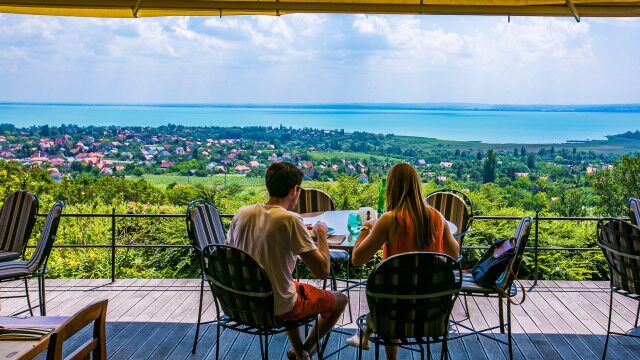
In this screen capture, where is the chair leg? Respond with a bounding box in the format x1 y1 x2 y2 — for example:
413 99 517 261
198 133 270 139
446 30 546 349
358 335 363 360
216 323 221 360
192 276 205 354
375 342 380 360
440 339 449 360
635 299 640 328
602 289 614 360
23 278 34 317
264 334 269 360
345 260 353 323
507 299 513 360
427 338 431 360
38 275 46 316
498 296 505 334
419 344 424 360
463 294 470 319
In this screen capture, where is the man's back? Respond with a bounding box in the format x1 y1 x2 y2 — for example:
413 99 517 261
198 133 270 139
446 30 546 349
226 203 316 316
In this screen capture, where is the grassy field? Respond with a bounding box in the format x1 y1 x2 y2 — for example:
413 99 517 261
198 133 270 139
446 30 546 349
130 174 265 188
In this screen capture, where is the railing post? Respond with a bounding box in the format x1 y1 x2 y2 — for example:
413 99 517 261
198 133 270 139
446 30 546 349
111 208 116 283
533 210 540 288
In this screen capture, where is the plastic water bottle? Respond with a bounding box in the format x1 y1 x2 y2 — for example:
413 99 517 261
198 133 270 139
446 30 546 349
377 179 386 215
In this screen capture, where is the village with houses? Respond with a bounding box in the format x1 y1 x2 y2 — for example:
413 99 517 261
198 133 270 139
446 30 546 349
0 123 623 188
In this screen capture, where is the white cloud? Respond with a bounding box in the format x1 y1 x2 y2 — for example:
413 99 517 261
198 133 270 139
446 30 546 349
352 16 594 69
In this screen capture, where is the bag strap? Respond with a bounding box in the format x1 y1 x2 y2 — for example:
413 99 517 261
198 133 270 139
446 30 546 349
494 264 526 306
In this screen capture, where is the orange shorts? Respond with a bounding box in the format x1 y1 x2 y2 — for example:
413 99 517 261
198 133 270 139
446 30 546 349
278 282 336 322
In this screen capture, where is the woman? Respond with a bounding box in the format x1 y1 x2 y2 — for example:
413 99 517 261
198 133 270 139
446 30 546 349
348 163 460 359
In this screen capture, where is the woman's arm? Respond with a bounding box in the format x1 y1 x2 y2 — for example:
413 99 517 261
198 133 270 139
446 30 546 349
351 213 392 266
441 213 460 259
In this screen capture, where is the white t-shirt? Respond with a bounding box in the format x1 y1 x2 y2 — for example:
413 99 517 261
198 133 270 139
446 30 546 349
225 204 317 316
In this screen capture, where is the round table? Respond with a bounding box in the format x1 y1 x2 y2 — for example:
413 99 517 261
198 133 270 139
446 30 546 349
301 210 458 250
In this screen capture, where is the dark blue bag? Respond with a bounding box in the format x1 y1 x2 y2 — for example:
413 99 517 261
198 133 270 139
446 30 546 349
472 238 516 287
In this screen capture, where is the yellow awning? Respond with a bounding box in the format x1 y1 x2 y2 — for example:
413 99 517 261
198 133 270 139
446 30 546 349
0 0 639 18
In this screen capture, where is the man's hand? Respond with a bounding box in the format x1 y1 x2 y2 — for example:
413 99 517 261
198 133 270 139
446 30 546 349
313 221 328 241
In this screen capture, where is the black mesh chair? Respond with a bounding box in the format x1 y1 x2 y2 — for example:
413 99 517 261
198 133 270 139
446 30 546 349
357 252 461 360
0 202 64 316
0 190 39 262
294 188 353 323
186 200 227 353
202 244 324 359
598 218 640 359
629 198 640 226
453 216 533 360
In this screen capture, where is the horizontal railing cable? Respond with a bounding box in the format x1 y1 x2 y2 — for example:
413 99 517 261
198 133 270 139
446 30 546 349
32 211 627 283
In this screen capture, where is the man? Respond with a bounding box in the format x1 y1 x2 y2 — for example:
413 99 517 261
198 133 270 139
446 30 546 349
226 162 348 360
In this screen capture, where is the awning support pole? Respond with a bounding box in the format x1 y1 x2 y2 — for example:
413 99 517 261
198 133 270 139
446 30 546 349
566 0 580 22
132 0 143 17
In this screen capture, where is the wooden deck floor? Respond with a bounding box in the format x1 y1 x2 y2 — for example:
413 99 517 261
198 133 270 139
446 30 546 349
1 279 639 360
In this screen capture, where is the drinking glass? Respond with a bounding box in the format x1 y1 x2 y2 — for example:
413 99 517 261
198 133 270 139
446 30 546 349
347 212 362 236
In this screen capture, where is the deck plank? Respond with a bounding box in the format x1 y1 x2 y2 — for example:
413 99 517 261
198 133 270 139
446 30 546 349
2 279 640 360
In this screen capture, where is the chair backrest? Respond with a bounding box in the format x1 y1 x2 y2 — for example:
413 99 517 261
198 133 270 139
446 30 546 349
0 190 39 254
27 202 64 274
425 190 473 245
202 244 278 329
629 198 640 226
598 219 640 296
294 188 336 214
46 300 108 360
365 252 461 339
186 200 226 252
495 216 533 291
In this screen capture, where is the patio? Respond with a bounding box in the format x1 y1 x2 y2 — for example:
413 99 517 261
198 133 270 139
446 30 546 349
1 279 639 359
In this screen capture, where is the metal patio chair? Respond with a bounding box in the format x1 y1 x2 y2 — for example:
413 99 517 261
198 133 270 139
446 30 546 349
202 244 325 360
186 199 226 354
0 202 64 316
426 189 474 317
452 216 533 360
357 252 461 360
0 190 39 262
46 299 108 360
598 218 640 359
628 197 640 226
425 189 474 246
294 188 353 322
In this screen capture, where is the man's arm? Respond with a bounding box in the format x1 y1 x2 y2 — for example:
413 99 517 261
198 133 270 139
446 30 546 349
299 223 330 279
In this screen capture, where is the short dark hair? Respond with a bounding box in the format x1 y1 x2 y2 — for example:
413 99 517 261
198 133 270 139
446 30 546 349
265 162 303 198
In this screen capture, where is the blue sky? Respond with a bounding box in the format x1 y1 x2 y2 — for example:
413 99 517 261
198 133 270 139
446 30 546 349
0 14 639 104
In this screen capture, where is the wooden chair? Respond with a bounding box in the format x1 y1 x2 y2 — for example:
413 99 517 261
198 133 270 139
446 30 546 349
628 197 640 226
425 189 474 246
453 216 533 360
186 200 226 353
293 188 353 323
357 252 461 360
202 244 324 359
0 202 64 316
0 190 39 262
46 300 108 360
598 218 640 359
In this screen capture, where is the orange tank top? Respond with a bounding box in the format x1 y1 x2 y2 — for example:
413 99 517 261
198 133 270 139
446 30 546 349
382 208 444 259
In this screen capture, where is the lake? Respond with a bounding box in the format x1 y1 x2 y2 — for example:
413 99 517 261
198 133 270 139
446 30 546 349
1 103 639 144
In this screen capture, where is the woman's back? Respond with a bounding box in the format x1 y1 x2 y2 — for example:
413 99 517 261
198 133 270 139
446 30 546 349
382 207 452 259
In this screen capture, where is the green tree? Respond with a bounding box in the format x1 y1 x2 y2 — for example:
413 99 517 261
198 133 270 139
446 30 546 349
527 154 536 169
593 154 640 216
482 149 497 183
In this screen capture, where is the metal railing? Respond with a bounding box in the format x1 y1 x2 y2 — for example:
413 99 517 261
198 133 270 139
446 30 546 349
31 211 624 285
